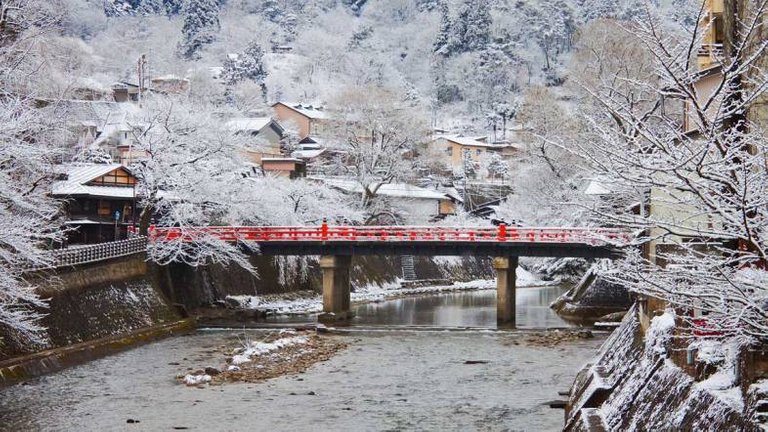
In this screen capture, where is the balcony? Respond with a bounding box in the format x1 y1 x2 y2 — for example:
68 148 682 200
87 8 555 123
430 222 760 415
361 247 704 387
697 43 724 69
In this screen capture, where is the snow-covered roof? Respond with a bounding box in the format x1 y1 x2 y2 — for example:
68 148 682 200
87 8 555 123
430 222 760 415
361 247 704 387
43 100 141 131
262 157 304 163
317 178 452 201
227 117 273 132
292 148 326 159
440 134 516 149
152 74 188 82
584 177 615 196
274 102 331 120
439 186 464 203
51 163 136 199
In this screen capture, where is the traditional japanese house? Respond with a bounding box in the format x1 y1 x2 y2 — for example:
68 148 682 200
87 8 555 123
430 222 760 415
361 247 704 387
52 164 139 244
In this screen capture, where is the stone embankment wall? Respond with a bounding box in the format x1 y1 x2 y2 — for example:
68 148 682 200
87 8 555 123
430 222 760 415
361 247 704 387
564 306 766 431
158 255 495 310
0 254 190 386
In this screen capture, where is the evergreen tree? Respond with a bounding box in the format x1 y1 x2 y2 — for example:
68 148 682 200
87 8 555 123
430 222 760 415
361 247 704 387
222 41 269 102
163 0 184 16
433 1 452 56
136 0 165 15
454 0 492 53
580 0 620 22
177 0 221 60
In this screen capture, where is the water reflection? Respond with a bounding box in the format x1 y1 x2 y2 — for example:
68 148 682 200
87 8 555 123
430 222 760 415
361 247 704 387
351 286 571 328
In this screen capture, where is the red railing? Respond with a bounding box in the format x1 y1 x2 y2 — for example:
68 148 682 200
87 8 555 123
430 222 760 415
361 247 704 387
138 224 633 246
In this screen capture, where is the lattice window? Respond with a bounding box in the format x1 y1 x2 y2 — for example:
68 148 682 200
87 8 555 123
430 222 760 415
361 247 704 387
89 168 137 186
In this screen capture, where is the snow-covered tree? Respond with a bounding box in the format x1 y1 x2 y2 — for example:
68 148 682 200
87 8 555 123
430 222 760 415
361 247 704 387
579 0 620 22
432 0 452 56
177 0 220 60
454 0 491 53
329 87 429 215
573 4 768 342
481 152 509 180
528 0 576 71
73 146 114 164
0 1 66 344
130 98 256 271
222 41 268 103
229 177 363 227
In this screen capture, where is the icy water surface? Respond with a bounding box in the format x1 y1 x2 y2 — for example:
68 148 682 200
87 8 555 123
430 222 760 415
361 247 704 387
0 330 602 431
262 285 572 329
0 289 602 431
352 286 568 328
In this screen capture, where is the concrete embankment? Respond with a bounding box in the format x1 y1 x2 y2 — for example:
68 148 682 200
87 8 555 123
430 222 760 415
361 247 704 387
0 254 191 387
564 305 767 431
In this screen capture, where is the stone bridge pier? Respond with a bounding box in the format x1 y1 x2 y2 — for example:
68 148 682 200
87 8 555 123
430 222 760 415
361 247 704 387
494 256 518 328
318 255 354 324
317 254 521 328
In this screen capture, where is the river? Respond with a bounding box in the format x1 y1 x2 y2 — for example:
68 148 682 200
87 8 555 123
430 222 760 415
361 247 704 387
0 287 604 432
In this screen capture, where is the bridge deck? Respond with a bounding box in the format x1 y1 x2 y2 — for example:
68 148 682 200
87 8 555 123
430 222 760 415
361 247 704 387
148 226 629 258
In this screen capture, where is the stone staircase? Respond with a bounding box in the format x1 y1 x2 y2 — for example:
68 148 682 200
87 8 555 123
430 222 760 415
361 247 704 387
401 255 417 281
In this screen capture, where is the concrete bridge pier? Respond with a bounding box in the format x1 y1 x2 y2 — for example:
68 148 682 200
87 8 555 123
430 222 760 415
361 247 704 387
495 256 518 328
318 255 354 324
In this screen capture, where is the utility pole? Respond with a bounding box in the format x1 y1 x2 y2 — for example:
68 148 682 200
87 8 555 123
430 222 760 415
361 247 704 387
137 53 147 108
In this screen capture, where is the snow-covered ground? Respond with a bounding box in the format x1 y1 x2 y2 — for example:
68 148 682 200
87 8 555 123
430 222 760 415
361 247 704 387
227 268 556 316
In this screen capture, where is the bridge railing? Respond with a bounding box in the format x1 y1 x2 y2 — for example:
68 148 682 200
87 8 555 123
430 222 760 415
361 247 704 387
25 237 148 271
147 225 633 246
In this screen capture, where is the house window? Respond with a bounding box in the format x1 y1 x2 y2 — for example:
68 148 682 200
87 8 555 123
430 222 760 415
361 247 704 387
476 149 482 156
90 169 137 186
98 200 111 216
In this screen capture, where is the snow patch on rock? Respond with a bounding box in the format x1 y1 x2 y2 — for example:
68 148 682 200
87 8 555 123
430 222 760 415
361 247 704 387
231 335 309 365
183 374 211 386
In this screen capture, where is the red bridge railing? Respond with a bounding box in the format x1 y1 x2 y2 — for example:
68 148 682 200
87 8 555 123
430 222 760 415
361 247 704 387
140 224 632 246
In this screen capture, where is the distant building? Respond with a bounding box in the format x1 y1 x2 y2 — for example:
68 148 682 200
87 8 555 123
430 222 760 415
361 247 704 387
151 74 190 95
434 135 522 172
39 99 144 164
51 164 139 244
272 102 332 139
261 158 306 179
317 178 462 223
111 81 141 103
697 0 725 70
227 117 285 164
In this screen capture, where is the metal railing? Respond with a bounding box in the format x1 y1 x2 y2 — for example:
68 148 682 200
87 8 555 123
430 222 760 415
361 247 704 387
26 237 148 271
147 225 633 246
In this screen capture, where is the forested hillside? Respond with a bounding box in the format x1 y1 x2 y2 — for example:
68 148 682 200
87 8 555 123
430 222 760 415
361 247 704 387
39 0 698 128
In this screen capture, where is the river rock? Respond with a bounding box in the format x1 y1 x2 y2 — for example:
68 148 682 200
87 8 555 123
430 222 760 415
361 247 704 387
204 367 221 376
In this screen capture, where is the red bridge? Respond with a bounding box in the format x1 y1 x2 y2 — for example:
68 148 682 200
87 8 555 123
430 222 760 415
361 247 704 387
147 224 630 258
145 224 631 328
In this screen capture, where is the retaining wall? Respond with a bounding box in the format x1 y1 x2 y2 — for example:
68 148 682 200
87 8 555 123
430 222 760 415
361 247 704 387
0 253 189 386
564 307 764 431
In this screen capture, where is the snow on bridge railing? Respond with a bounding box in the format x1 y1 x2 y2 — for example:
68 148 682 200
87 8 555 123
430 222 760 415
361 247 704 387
145 224 633 246
25 237 148 271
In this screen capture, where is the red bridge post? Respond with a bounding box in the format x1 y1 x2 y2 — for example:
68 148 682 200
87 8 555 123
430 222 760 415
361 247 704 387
321 219 328 241
498 223 507 241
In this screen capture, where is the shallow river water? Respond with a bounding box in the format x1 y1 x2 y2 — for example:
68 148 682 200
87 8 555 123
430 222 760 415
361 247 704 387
0 288 605 432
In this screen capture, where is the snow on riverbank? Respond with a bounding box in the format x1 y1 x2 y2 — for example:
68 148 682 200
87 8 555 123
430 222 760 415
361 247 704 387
228 268 556 316
231 334 309 365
